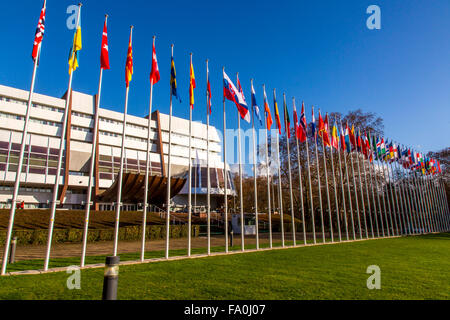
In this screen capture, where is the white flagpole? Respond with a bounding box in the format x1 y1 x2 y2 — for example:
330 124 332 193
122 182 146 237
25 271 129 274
251 80 260 250
222 68 229 253
284 93 296 246
367 134 380 237
305 113 316 244
336 119 349 241
314 107 325 243
187 54 193 257
348 126 362 240
263 85 273 248
341 119 356 240
274 89 284 247
328 115 341 242
293 98 306 245
319 109 333 243
141 36 157 262
165 46 174 259
1 1 47 275
81 14 108 267
44 3 82 271
356 128 368 239
237 74 245 251
206 60 211 255
112 26 133 257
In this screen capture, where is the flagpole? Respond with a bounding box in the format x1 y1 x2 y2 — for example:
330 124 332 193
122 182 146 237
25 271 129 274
398 148 414 234
43 3 82 271
336 119 349 241
251 80 260 249
404 154 419 233
437 174 449 230
1 3 46 275
305 114 316 244
222 68 229 253
81 14 108 267
294 98 306 245
206 59 211 255
362 134 375 238
384 156 399 236
140 36 157 261
393 153 408 235
367 134 380 238
263 85 273 248
432 171 445 231
341 119 356 240
401 146 416 233
111 26 133 258
313 107 325 243
283 93 296 246
187 53 194 256
408 152 425 233
370 138 385 237
377 138 391 237
355 129 368 239
320 110 333 242
424 171 438 231
411 167 426 233
237 86 245 252
327 115 341 242
388 159 403 236
348 124 362 239
274 89 285 247
359 131 373 238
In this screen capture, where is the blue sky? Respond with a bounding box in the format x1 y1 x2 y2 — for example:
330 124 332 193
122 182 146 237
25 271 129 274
1 0 449 156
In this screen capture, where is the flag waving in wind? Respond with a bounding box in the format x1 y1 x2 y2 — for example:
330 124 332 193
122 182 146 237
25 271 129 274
293 100 300 140
223 71 250 122
318 110 331 147
125 31 133 87
311 106 316 139
273 91 282 134
263 87 273 130
170 52 180 102
189 59 196 109
32 1 46 62
283 95 291 139
251 82 262 125
150 39 160 85
299 102 307 143
207 64 212 115
100 18 110 70
68 12 82 74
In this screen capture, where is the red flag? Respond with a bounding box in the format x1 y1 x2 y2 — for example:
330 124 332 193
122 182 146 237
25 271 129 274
100 20 110 70
31 1 46 62
263 88 273 131
125 33 133 88
340 126 346 152
293 102 300 140
207 76 212 115
318 111 331 147
150 40 160 85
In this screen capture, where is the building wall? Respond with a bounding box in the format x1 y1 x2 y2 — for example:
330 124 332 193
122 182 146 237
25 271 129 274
0 84 234 209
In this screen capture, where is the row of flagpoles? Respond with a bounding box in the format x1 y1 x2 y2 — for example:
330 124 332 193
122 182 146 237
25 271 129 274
1 2 449 275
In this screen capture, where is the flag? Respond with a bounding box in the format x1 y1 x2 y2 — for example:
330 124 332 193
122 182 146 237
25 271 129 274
125 33 133 87
189 60 196 109
298 102 307 143
32 1 46 62
236 75 250 122
356 130 362 153
263 87 272 130
349 125 356 150
311 106 316 139
283 96 291 139
170 56 181 102
331 124 339 149
273 93 282 134
207 64 212 115
223 71 250 122
251 83 262 125
68 17 82 74
318 111 331 147
293 101 300 140
344 124 351 153
340 124 346 152
150 41 160 85
100 20 110 70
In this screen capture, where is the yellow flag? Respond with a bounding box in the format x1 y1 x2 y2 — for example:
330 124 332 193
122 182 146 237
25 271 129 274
68 26 82 74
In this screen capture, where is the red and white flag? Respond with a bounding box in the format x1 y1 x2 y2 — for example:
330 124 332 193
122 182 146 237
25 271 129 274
150 41 160 85
100 20 110 70
31 1 46 62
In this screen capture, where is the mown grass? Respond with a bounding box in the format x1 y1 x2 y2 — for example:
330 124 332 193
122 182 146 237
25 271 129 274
0 233 449 300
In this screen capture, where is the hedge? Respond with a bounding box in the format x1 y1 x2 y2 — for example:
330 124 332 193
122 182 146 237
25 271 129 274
0 225 200 246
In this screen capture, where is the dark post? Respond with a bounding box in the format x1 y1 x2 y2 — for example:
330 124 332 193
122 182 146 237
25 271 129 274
9 237 17 264
102 256 120 300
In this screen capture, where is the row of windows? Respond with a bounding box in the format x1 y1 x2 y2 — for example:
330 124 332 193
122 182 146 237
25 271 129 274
0 186 52 193
30 118 62 128
0 95 64 113
72 111 93 120
72 126 92 133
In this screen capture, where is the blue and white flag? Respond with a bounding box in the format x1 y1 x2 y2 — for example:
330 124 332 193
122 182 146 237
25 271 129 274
251 82 262 125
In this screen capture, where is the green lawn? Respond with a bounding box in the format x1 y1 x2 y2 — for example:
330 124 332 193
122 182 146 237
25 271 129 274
0 233 449 300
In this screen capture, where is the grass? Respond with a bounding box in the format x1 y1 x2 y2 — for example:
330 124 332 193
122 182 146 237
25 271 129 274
0 233 449 300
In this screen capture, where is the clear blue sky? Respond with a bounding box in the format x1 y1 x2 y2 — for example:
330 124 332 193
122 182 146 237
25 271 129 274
1 0 449 155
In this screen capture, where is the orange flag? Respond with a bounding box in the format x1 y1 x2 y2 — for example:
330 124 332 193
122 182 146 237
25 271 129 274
125 32 133 88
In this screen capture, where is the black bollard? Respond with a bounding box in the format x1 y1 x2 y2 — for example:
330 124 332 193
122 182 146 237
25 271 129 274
230 230 234 248
9 237 17 264
102 256 120 300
